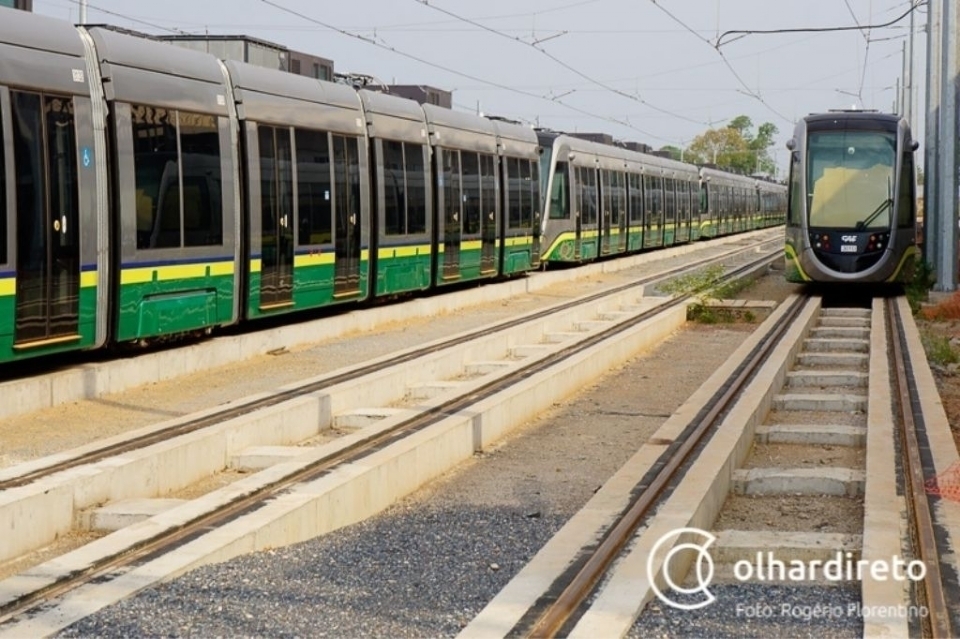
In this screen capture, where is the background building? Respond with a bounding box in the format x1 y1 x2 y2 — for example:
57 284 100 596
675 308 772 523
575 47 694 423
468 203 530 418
0 0 32 10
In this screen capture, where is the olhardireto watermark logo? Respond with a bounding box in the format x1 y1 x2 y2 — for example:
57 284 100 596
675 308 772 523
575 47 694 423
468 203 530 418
647 527 717 611
646 527 928 614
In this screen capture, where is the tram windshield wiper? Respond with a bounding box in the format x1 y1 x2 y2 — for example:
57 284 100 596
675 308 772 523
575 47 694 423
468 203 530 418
854 198 892 231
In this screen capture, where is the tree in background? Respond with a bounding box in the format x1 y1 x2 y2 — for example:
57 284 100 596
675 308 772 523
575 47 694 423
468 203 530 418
684 116 778 176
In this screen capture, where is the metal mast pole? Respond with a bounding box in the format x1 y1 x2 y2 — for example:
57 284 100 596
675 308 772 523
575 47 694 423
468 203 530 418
79 0 87 24
906 0 915 126
924 0 942 271
934 0 959 291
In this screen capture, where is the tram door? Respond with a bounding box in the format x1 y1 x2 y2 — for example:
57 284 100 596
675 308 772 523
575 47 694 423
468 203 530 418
441 149 462 280
600 170 612 255
12 91 81 345
258 126 294 308
529 159 541 268
575 166 598 260
615 171 627 252
333 135 361 296
479 154 496 274
573 166 583 261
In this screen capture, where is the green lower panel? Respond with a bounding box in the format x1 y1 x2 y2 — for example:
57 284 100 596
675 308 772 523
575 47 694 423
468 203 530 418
248 260 370 320
503 242 534 275
544 238 578 262
644 230 663 249
118 275 235 341
0 286 98 364
579 239 599 261
435 247 499 287
376 253 431 296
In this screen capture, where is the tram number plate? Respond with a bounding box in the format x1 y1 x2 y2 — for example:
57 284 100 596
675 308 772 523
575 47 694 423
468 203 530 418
841 245 858 253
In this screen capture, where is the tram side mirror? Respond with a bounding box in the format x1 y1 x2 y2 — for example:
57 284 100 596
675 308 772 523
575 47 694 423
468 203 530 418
911 140 919 151
785 139 796 151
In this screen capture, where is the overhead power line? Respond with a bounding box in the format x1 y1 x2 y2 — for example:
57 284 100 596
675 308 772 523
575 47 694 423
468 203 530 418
413 0 714 128
646 0 793 124
715 1 926 48
257 0 674 143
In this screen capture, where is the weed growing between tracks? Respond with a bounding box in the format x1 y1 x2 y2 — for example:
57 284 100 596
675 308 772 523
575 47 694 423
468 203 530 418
658 264 759 324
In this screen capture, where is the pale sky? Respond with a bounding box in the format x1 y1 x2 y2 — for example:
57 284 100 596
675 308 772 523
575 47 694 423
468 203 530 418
33 0 926 175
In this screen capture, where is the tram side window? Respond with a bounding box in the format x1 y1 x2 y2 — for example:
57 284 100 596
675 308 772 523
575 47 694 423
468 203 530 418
378 140 430 237
611 171 625 225
406 143 427 234
132 104 180 249
480 154 497 228
549 161 570 219
131 105 223 249
579 167 598 225
788 153 802 225
382 140 405 235
179 111 222 246
0 101 5 264
462 151 481 234
530 159 541 224
519 158 533 228
332 134 362 243
897 152 915 229
628 173 643 223
645 175 663 222
259 125 293 255
601 170 612 223
507 156 522 229
665 179 677 222
296 128 332 245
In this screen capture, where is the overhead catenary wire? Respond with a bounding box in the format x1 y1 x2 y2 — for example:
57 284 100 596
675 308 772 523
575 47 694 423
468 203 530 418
66 0 189 35
715 1 925 48
646 0 794 125
257 0 680 143
413 0 714 128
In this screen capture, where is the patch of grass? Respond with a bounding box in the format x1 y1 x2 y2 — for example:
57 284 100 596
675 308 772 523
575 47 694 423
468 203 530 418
906 260 936 315
659 265 757 323
922 334 960 366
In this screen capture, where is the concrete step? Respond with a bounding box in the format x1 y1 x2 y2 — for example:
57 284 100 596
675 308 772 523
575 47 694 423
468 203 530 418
232 445 309 471
599 311 634 321
510 344 552 359
543 331 583 343
785 370 867 388
819 317 870 329
732 467 865 497
81 498 187 532
773 392 867 412
334 407 409 429
755 424 867 447
804 338 869 353
713 529 863 563
575 320 613 332
797 352 869 368
821 308 871 318
810 327 870 340
464 361 513 376
406 381 465 400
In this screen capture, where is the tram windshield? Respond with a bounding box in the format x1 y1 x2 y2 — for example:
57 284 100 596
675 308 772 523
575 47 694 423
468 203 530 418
806 130 896 230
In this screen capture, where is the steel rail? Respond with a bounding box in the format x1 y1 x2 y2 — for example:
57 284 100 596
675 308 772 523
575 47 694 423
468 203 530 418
521 292 809 638
887 298 952 638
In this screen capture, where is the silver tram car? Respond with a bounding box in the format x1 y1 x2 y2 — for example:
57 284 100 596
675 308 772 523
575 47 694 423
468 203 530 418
783 110 919 283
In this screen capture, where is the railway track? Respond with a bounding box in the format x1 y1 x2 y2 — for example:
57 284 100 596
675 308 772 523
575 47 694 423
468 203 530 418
0 246 779 636
463 294 960 638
